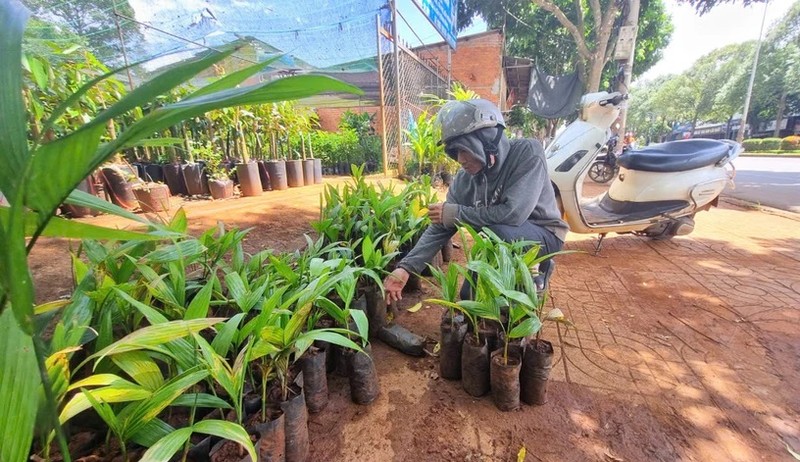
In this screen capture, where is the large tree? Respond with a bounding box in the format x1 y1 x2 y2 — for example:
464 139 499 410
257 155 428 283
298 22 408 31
21 0 142 65
459 0 672 92
750 0 800 135
626 74 675 142
626 41 755 140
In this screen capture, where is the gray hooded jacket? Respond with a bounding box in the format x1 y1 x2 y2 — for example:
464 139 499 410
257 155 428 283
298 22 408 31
397 133 568 275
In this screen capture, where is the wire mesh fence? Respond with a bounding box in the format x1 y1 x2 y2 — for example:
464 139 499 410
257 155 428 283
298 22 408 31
378 30 449 173
26 0 450 175
25 0 389 82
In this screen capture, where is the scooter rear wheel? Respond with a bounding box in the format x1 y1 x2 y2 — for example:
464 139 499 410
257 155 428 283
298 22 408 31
639 215 696 240
588 162 617 184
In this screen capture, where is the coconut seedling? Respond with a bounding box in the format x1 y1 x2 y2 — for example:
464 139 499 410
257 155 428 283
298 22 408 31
355 234 397 331
467 244 543 365
251 270 363 404
422 261 471 380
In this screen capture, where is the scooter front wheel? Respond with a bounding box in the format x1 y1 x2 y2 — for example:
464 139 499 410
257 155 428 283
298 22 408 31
588 162 617 184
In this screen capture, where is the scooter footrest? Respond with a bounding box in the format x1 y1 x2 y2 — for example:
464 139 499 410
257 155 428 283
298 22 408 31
582 196 689 225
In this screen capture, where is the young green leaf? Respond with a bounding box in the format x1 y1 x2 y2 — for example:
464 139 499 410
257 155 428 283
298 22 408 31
82 389 122 436
26 124 106 222
170 393 232 409
184 275 216 320
0 309 39 462
297 330 362 354
211 313 245 357
0 0 30 199
349 309 369 345
68 373 139 391
193 420 257 462
60 384 151 424
137 264 181 309
508 317 542 339
130 418 176 449
87 318 224 366
187 54 280 99
144 240 206 264
1 206 160 241
167 208 188 234
64 189 152 225
139 427 193 462
122 367 209 438
111 351 164 391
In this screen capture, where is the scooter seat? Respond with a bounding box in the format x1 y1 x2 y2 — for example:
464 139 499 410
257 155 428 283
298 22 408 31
617 139 732 172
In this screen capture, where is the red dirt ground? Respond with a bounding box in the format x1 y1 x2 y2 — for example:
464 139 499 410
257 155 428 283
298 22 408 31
30 176 800 462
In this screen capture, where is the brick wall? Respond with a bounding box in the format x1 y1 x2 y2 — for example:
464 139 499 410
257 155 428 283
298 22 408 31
414 31 506 110
315 31 506 132
316 106 383 133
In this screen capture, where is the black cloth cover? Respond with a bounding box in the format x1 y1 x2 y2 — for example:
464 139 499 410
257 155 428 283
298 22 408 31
527 67 583 119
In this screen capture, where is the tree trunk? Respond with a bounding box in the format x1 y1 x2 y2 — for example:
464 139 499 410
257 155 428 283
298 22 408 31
239 125 250 163
774 89 787 138
183 126 194 163
532 0 619 93
586 56 605 93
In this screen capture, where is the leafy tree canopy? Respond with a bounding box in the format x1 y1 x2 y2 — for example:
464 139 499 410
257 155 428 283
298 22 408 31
21 0 143 65
676 0 767 16
458 0 673 92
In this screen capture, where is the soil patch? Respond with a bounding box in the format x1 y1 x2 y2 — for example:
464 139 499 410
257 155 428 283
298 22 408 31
29 176 800 461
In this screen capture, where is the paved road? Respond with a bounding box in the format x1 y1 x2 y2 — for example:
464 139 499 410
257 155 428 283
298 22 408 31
723 156 800 213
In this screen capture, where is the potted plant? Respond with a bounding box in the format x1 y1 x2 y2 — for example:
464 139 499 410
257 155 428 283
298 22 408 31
355 234 397 337
424 262 469 380
466 240 556 411
404 111 443 179
341 309 379 404
143 147 166 183
520 299 572 406
261 103 288 190
182 137 208 196
62 173 104 218
159 132 189 196
309 133 323 183
218 105 261 197
249 272 364 461
295 106 319 185
425 291 492 397
202 142 235 199
132 181 171 212
100 163 140 210
285 146 305 187
273 101 304 188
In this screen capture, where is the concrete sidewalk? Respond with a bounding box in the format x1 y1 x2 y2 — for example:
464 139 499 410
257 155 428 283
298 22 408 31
543 200 800 460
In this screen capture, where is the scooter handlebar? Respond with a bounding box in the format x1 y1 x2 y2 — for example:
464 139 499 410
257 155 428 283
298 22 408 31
598 93 628 107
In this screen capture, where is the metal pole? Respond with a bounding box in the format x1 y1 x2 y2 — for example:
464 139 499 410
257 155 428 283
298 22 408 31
614 0 640 152
446 47 452 91
112 1 135 91
376 15 390 176
391 0 405 175
736 0 770 143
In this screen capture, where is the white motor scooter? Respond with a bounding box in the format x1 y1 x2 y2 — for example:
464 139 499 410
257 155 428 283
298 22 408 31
545 91 740 251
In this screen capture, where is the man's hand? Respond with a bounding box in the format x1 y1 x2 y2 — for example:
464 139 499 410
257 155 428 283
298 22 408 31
383 267 409 305
428 202 444 224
